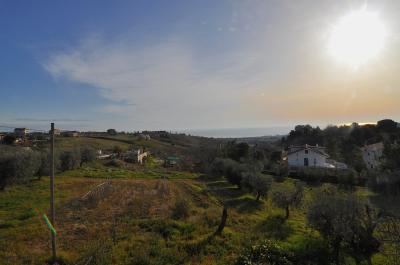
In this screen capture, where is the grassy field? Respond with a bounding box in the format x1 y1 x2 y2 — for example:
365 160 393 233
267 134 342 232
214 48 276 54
0 168 395 264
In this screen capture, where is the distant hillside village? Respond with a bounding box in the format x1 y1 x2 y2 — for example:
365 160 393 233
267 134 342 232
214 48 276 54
0 128 160 165
1 118 399 176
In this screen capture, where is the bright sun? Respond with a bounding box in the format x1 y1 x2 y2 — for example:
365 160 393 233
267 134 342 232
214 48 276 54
328 7 387 68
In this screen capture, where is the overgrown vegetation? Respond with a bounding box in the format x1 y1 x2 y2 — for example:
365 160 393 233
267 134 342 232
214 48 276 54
1 126 399 264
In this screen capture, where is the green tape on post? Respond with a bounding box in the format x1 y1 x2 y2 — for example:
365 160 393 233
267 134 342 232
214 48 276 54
43 214 57 236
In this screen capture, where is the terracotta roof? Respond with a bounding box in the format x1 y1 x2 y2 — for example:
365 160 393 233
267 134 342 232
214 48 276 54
287 144 329 157
361 142 384 151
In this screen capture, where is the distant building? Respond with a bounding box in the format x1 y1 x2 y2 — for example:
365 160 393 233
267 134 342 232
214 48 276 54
138 134 151 140
164 156 180 167
285 144 348 169
361 142 384 170
14 128 28 139
286 144 330 168
107 129 117 135
123 148 149 164
61 131 80 137
0 133 5 143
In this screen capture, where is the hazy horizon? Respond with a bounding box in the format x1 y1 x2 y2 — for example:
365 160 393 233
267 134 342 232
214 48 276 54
0 120 390 139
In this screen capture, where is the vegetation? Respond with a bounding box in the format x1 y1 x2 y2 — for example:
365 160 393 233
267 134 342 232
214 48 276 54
0 127 399 264
271 180 304 219
307 186 381 265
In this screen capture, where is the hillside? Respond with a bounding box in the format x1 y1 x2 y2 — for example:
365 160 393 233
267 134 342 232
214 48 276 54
0 172 397 265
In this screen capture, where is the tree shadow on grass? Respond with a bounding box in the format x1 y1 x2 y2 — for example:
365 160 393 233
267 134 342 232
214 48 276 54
256 214 293 240
207 186 248 199
225 197 264 213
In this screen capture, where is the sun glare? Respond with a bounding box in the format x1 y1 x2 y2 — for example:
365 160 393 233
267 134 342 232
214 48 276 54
328 7 387 68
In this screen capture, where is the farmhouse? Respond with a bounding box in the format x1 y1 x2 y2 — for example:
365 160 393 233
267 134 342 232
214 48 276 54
61 131 80 137
123 148 149 164
361 142 384 170
14 128 28 139
286 144 330 168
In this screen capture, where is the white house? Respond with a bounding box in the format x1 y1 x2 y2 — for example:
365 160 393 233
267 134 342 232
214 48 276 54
361 142 384 170
286 144 335 168
124 148 150 164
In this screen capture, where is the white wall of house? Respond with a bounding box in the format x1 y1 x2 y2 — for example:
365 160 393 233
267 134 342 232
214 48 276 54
361 143 383 170
287 149 327 167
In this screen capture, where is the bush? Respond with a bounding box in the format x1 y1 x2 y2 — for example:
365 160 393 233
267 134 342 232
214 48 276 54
80 146 97 166
307 188 381 265
106 159 124 168
235 240 293 265
287 235 331 265
59 148 81 171
259 214 292 240
171 198 191 219
211 158 252 188
37 149 61 177
0 148 41 190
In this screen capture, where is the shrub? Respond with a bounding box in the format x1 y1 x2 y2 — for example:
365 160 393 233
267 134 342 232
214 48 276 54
59 148 81 171
106 159 124 168
0 148 41 190
211 158 242 187
307 189 381 265
37 149 61 177
80 146 97 166
259 214 292 240
235 240 293 265
171 198 191 219
287 235 331 265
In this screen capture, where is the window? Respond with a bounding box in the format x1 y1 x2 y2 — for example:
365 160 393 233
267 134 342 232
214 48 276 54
304 157 309 166
305 149 308 154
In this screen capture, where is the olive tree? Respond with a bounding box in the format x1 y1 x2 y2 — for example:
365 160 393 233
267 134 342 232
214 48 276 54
242 172 273 201
271 180 304 219
0 148 41 190
80 146 97 166
59 148 81 172
307 188 381 265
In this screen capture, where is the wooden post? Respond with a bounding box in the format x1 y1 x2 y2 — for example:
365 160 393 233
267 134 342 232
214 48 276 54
50 123 56 262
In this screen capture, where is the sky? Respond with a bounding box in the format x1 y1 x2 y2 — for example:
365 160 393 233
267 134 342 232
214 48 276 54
0 0 399 133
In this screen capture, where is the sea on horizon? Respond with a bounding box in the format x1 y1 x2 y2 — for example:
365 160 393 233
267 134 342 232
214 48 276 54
179 127 292 138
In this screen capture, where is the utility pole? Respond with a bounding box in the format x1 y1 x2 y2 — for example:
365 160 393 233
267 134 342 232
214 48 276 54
50 123 56 262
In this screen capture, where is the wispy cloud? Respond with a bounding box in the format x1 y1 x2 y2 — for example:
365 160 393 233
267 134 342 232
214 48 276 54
43 35 273 129
42 1 400 130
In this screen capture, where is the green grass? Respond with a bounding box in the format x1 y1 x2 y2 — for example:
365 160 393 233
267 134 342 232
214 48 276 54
60 163 200 180
54 136 131 150
0 172 396 264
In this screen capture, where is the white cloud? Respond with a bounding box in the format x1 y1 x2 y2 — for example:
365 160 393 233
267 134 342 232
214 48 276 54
43 1 400 131
44 36 272 129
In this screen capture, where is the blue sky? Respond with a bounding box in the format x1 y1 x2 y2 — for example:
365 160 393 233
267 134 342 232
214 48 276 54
1 0 399 132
